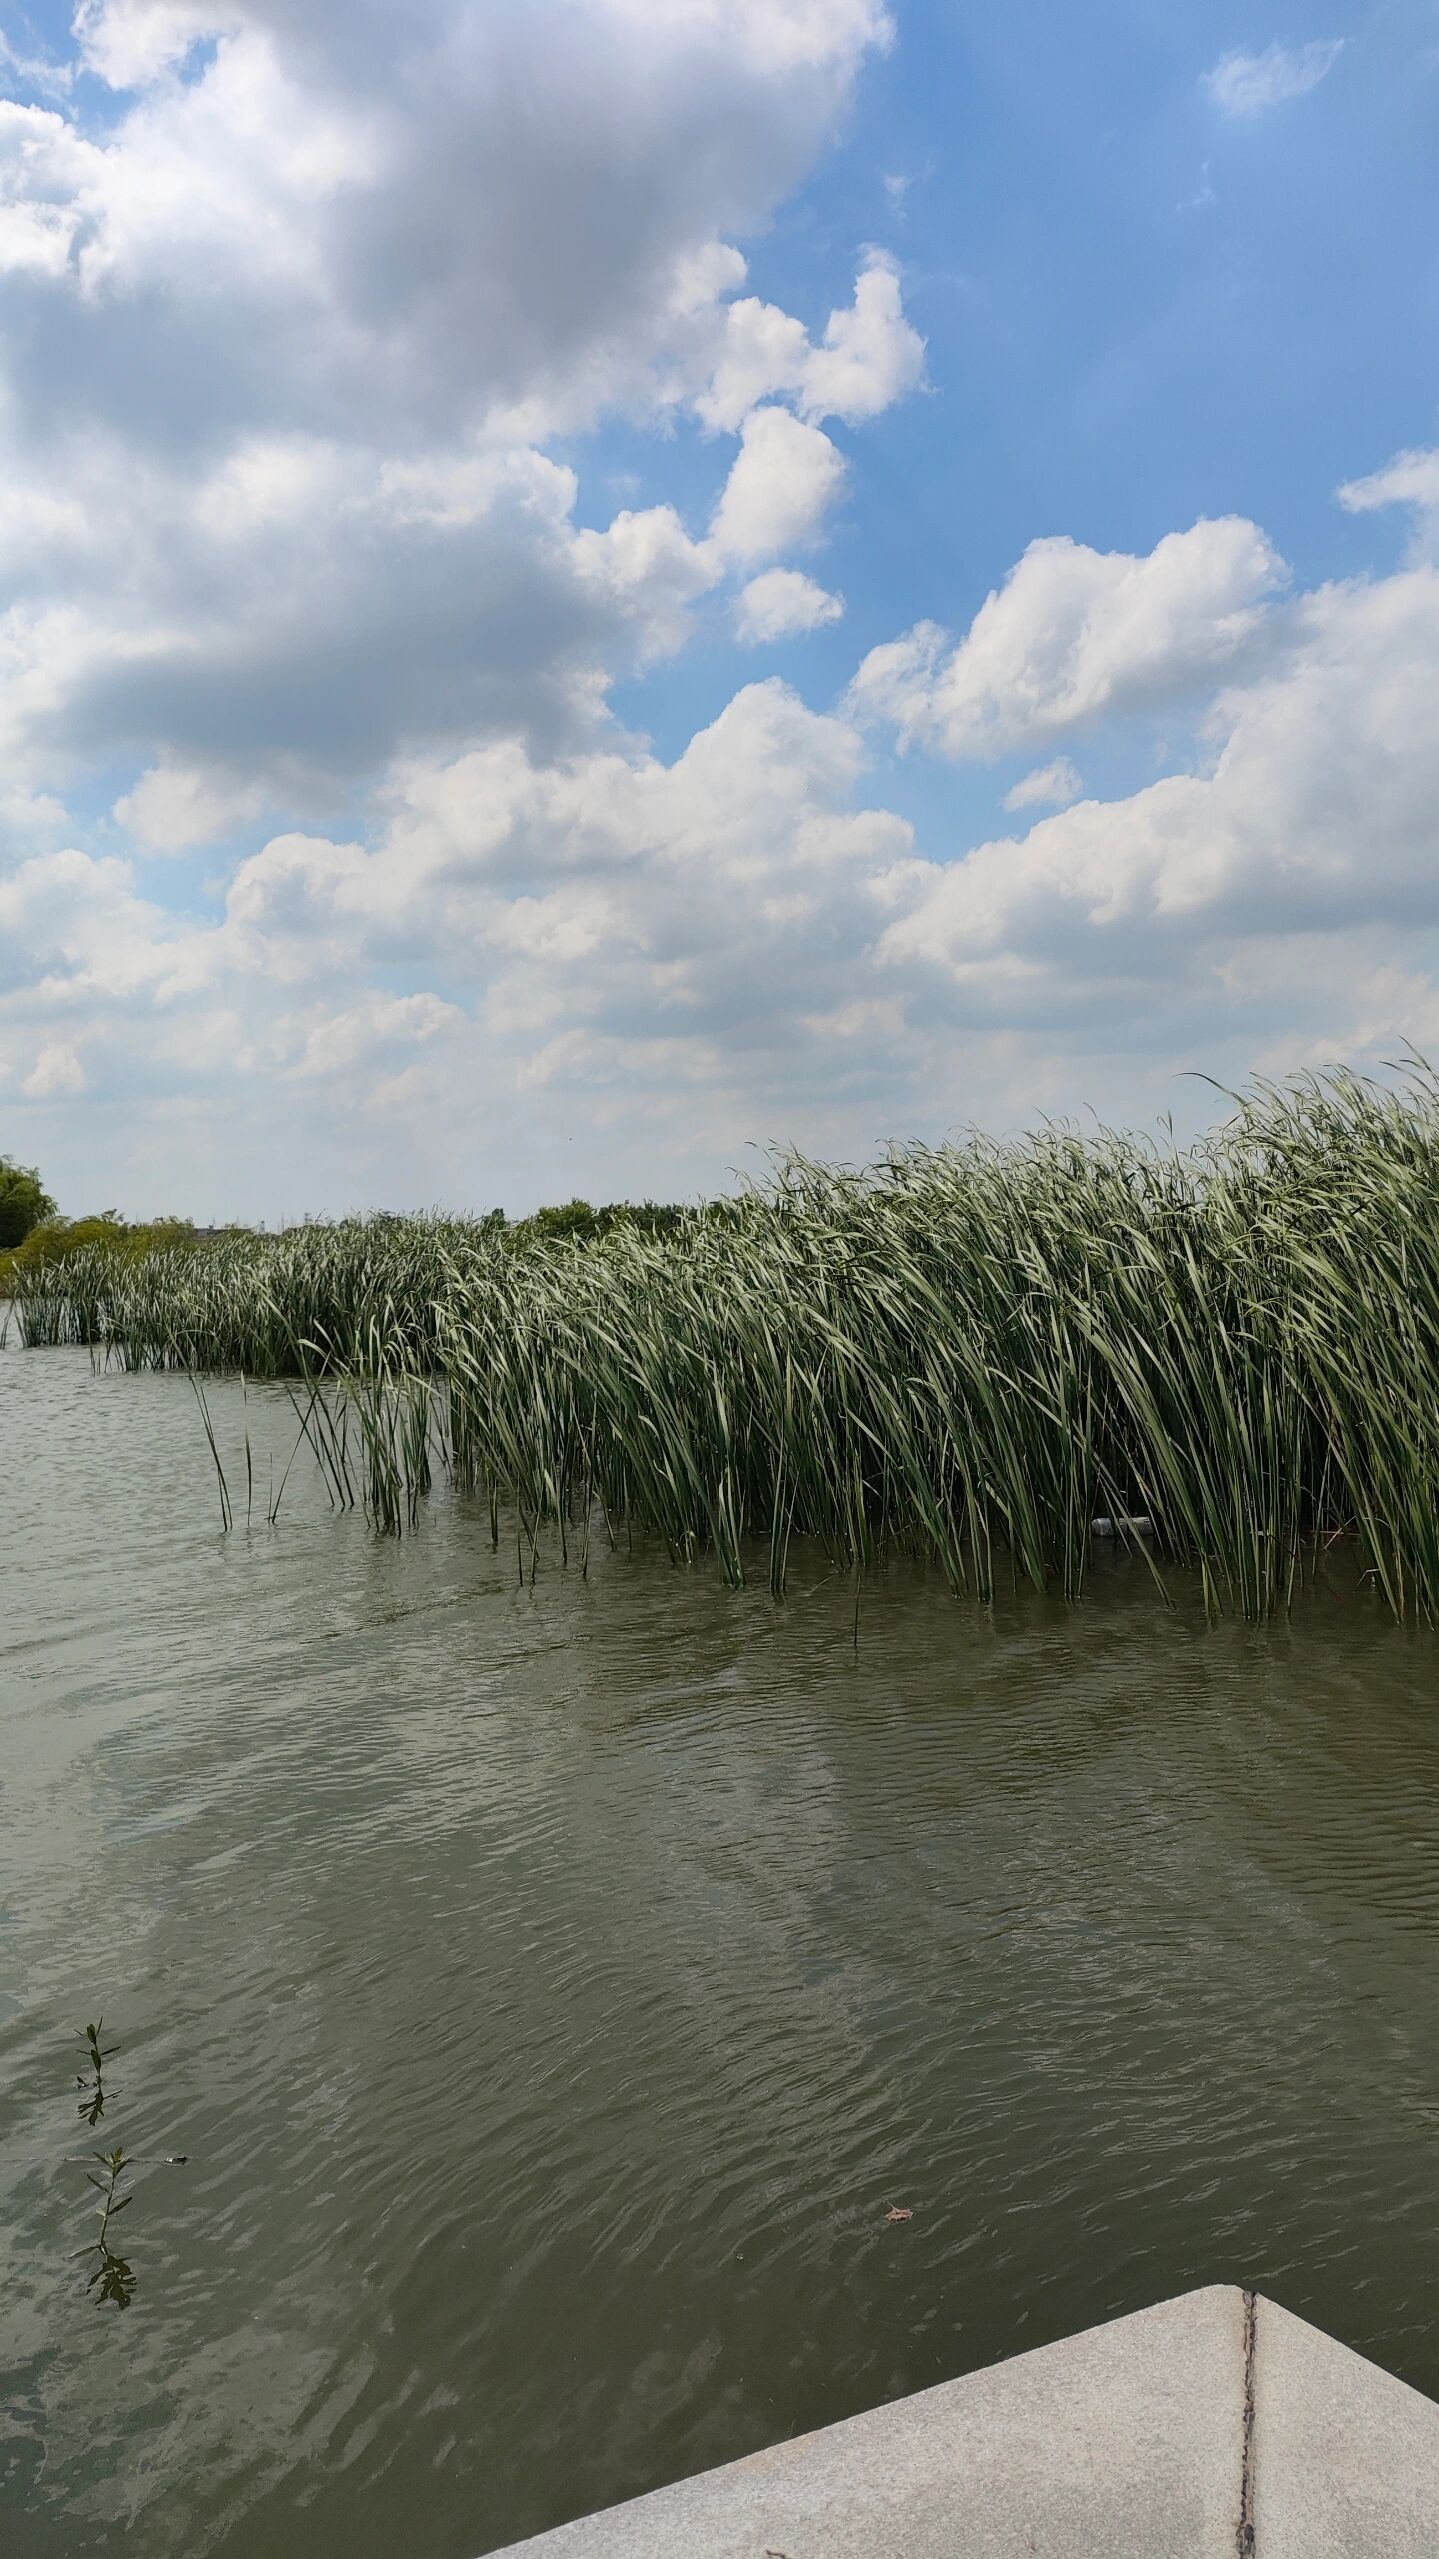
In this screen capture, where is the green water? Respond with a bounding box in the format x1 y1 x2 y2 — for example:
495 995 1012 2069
2 1339 1437 2555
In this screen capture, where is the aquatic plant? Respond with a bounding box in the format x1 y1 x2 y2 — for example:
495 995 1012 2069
76 2019 117 2129
73 2147 138 2307
64 2026 188 2310
18 1066 1439 1616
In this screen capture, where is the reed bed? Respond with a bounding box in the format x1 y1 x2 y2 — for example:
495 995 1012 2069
13 1069 1439 1616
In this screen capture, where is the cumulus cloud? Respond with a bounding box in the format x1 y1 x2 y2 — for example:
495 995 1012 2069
114 762 269 854
1203 38 1344 119
4 0 891 447
849 517 1286 757
2 436 636 796
695 249 923 432
570 504 722 660
0 681 923 1193
10 496 1439 1206
0 5 923 811
1339 448 1439 513
0 381 865 805
72 2 236 88
798 249 925 422
711 407 847 559
695 294 814 438
1003 757 1083 812
292 989 461 1082
877 559 1439 1020
6 2 1432 1218
227 682 906 974
23 1040 86 1097
734 566 843 642
1338 447 1439 562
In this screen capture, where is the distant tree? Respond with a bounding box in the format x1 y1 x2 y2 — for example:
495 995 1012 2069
0 1156 55 1249
523 1198 601 1243
512 1199 693 1246
604 1201 687 1239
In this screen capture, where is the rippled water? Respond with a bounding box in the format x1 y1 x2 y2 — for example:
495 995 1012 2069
2 1337 1438 2555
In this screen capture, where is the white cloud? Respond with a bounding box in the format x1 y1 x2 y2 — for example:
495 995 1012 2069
222 682 916 1128
693 294 814 435
22 1040 87 1097
2 0 890 448
9 511 1439 1209
0 416 822 808
7 1 1434 1219
1338 447 1439 562
694 249 922 432
711 406 846 559
691 246 916 432
571 504 721 658
797 250 924 423
1339 449 1439 514
73 2 237 90
115 762 268 853
0 681 922 1191
0 4 925 1206
0 433 644 795
1003 757 1083 812
734 566 843 642
293 990 461 1083
1203 38 1344 119
0 11 921 805
849 517 1286 757
597 0 892 80
877 561 1439 1003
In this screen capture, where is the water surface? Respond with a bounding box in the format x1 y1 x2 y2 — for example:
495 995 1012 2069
2 1338 1437 2554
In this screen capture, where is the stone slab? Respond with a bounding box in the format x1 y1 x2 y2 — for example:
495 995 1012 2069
487 2284 1249 2557
1253 2293 1439 2556
484 2285 1439 2556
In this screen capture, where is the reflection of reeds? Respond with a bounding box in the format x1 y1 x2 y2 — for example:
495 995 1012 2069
21 1067 1439 1616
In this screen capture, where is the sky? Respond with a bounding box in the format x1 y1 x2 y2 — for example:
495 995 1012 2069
0 1 1437 1218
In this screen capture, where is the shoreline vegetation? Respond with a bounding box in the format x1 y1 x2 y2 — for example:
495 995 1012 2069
9 1067 1439 1619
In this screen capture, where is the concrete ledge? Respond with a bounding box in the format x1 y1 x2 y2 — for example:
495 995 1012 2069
485 2286 1439 2557
1253 2293 1439 2556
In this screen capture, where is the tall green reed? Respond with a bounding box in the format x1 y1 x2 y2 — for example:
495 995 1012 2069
17 1069 1439 1615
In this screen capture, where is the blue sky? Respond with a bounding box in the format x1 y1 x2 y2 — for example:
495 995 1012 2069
616 2 1437 755
0 1 1437 1216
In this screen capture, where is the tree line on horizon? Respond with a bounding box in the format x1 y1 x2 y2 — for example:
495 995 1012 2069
0 1155 696 1273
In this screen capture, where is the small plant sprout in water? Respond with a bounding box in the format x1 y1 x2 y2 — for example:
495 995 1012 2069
72 2147 138 2308
76 2018 117 2127
65 2023 188 2310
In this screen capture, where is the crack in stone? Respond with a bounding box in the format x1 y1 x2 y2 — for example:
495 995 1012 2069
1237 2286 1257 2554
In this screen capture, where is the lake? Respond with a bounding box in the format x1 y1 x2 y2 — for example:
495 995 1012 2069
2 1335 1437 2555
